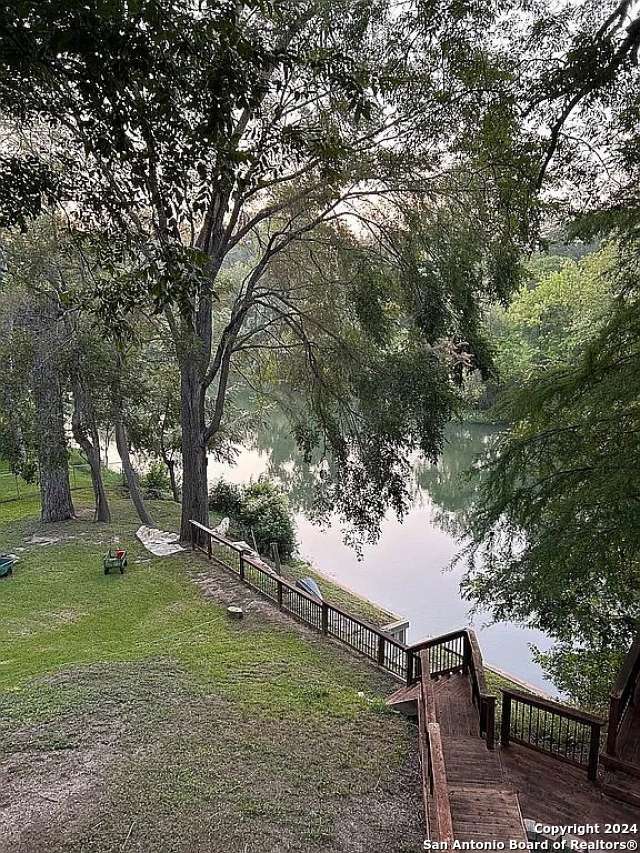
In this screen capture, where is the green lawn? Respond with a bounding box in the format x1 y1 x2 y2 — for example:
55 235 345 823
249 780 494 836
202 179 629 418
0 452 122 506
0 494 422 853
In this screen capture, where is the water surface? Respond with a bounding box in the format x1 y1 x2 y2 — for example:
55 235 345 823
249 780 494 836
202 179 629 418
209 422 554 692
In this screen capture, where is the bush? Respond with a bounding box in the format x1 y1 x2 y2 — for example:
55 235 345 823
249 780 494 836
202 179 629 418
141 461 170 499
209 478 297 561
208 478 243 516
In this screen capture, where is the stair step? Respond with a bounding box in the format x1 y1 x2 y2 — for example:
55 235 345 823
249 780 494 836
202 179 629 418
602 781 640 809
601 752 640 779
386 682 420 716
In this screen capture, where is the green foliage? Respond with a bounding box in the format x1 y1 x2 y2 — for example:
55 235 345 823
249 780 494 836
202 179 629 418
462 244 640 705
209 478 296 561
532 645 626 714
490 247 614 388
239 480 297 561
141 462 171 500
208 478 243 517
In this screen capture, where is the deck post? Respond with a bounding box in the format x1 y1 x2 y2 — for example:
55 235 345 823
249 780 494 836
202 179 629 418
462 634 470 675
606 695 620 756
500 692 512 747
406 650 415 685
207 532 212 560
485 697 496 750
588 723 601 782
190 523 195 551
277 578 283 610
377 634 385 667
239 552 245 581
321 602 329 635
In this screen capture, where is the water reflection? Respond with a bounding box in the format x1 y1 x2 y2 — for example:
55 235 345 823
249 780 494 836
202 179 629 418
208 418 554 692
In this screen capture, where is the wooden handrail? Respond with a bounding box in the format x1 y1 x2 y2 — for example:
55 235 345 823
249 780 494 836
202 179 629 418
502 688 605 726
425 722 454 843
500 689 604 781
606 634 640 756
417 684 454 843
408 628 469 653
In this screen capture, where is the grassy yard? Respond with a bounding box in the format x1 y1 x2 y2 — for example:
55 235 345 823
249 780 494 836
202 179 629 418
0 494 422 853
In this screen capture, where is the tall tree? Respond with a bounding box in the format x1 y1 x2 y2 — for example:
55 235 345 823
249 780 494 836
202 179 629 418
0 226 76 522
29 291 75 522
458 1 640 705
0 1 535 540
69 356 111 523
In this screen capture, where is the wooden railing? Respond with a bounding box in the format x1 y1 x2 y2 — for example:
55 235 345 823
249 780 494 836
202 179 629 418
500 689 604 781
190 520 408 680
192 520 498 756
606 635 640 758
417 649 454 843
408 628 496 749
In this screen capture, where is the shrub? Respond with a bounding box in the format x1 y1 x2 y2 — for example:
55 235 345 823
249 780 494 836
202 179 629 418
238 480 297 561
141 461 170 499
208 478 243 516
209 478 297 560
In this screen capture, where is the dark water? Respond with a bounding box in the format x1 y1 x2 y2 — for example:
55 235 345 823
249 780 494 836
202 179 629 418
209 422 554 693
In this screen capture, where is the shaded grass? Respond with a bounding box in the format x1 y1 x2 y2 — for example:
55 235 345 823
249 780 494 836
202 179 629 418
1 503 390 720
0 454 121 505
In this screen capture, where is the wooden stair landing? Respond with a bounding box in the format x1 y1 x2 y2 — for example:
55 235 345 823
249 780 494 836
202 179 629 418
386 682 420 717
428 674 526 843
448 786 526 843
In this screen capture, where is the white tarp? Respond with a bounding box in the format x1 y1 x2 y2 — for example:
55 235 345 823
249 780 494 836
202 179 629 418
136 525 183 556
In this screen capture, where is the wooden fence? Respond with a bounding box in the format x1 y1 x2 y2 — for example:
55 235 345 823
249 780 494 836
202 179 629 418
500 689 604 781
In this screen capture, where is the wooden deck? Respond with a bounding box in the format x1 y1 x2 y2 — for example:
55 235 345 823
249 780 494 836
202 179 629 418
431 675 527 843
502 742 640 842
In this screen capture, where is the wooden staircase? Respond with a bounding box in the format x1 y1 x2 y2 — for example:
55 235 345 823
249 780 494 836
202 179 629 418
601 635 640 807
389 628 640 843
389 636 527 843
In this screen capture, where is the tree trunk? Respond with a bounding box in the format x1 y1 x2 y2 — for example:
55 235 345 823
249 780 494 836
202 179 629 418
159 420 181 503
114 416 154 527
165 456 180 503
71 376 111 523
179 357 209 543
31 303 74 523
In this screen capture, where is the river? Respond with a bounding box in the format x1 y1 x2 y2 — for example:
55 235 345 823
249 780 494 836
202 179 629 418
208 421 554 693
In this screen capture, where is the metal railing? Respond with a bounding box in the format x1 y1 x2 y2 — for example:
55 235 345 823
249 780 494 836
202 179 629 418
190 520 409 681
500 688 604 781
408 628 496 749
